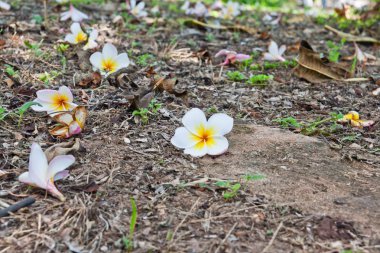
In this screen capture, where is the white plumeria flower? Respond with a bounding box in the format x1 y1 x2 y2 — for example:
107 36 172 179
181 1 190 13
182 1 208 17
221 1 240 19
64 22 88 45
60 4 89 22
56 0 69 3
18 143 75 201
0 1 10 10
171 108 233 157
263 40 286 62
83 29 98 50
128 0 148 18
89 43 130 76
31 86 77 115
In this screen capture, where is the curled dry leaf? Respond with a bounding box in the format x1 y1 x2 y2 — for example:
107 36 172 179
44 138 82 162
76 72 102 88
294 40 354 83
49 106 88 138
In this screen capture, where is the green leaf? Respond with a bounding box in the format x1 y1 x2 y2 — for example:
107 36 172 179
16 101 40 115
242 174 265 181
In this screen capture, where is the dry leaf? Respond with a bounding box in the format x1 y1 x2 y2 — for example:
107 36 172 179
325 25 380 44
294 40 354 83
44 138 82 162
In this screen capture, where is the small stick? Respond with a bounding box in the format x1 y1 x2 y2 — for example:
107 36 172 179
214 222 238 253
261 221 283 253
0 197 36 217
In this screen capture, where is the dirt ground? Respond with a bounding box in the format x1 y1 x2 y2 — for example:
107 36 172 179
1 1 380 252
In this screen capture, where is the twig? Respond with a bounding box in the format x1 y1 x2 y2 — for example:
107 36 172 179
261 221 283 253
214 222 237 253
0 197 36 217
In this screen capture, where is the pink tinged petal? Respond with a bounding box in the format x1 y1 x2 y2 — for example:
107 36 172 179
68 121 82 136
182 108 207 136
171 127 199 149
54 170 69 181
360 120 375 127
102 43 118 59
263 52 277 61
372 87 380 96
207 113 234 136
71 7 88 22
207 136 229 156
90 52 103 70
278 45 286 56
215 49 235 58
46 180 66 201
70 22 82 34
18 172 33 185
60 11 71 21
115 53 130 71
28 143 49 189
184 143 208 157
65 34 77 44
58 86 74 102
36 89 59 103
268 41 279 56
137 1 145 10
235 54 250 61
47 155 75 179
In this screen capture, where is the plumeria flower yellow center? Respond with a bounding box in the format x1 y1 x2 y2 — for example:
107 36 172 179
31 86 77 115
101 58 118 73
90 43 130 76
65 23 88 45
338 111 375 128
171 108 233 157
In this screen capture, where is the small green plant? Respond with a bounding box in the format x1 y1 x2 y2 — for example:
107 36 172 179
0 107 7 121
122 197 138 251
56 43 69 54
205 33 215 42
4 64 18 77
206 106 218 114
215 181 241 200
0 102 40 126
132 99 162 124
227 71 246 81
242 174 265 181
38 71 60 85
326 38 346 63
250 60 296 71
247 74 273 85
24 40 44 57
136 53 155 67
32 14 43 24
273 116 301 128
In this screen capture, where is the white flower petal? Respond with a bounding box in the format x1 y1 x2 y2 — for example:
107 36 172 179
60 11 71 21
54 170 69 181
27 143 49 189
47 155 75 179
263 52 277 61
58 86 74 102
115 53 130 71
184 142 208 157
31 98 56 112
268 41 279 56
71 7 88 22
171 127 200 149
102 43 118 59
207 113 233 136
182 108 207 136
64 34 77 44
130 0 136 8
0 1 11 10
89 52 103 70
89 29 98 40
70 22 82 35
207 136 229 156
278 45 286 56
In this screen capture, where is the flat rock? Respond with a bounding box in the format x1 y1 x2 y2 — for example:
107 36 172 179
199 124 380 232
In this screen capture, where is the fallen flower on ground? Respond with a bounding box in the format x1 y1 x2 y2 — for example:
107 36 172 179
355 42 376 65
64 23 87 45
18 143 75 201
0 1 10 10
83 29 98 50
221 1 240 19
127 0 148 18
49 106 88 138
90 43 130 76
60 4 89 22
215 49 250 66
338 111 375 128
31 86 77 115
182 1 208 17
171 108 233 157
263 41 286 62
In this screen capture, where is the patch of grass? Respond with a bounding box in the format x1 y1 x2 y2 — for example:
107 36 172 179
250 59 297 70
206 106 218 114
122 197 138 251
227 71 246 82
205 33 215 42
24 40 44 58
136 53 155 67
326 38 346 63
32 14 43 24
247 74 273 85
132 99 162 124
4 64 18 77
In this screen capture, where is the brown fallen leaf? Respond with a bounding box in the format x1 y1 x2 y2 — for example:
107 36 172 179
325 25 380 44
76 72 102 88
294 40 356 83
44 138 82 162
